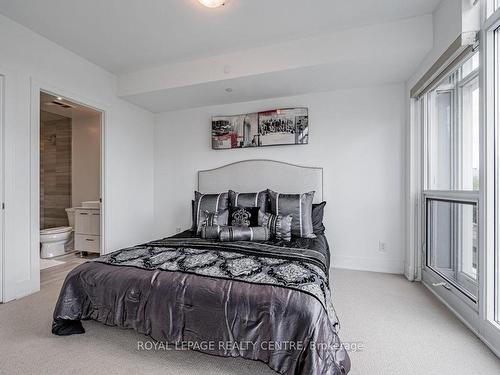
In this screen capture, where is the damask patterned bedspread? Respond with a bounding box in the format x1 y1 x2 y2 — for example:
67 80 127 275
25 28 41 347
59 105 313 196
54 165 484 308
52 236 351 375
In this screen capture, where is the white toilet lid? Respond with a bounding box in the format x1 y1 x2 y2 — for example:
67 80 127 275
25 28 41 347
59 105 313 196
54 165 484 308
40 226 72 235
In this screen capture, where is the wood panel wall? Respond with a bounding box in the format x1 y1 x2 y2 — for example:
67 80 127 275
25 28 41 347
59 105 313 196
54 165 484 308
40 113 72 229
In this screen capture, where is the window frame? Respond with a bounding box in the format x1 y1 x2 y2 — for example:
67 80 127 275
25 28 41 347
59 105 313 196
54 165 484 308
458 72 480 190
423 55 480 193
471 0 500 353
420 37 490 347
483 0 500 329
423 190 480 309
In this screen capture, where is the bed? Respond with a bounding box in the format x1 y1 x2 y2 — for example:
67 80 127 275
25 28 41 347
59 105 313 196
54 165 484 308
52 160 351 375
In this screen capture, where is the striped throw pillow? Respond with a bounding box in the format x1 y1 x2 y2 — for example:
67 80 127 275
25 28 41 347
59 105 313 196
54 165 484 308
258 211 292 242
194 191 229 232
197 209 229 234
200 225 222 239
267 190 316 238
228 190 268 212
218 226 270 242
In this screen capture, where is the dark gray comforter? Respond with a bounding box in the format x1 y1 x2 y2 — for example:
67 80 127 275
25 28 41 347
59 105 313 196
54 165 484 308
52 232 350 375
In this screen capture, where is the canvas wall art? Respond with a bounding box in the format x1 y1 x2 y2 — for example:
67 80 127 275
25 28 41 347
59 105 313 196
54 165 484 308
212 108 308 149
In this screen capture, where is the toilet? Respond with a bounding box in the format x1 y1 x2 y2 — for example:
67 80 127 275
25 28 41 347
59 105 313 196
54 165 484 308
40 208 75 259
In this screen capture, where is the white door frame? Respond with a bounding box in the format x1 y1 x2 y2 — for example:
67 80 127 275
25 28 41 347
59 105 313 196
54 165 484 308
30 79 107 292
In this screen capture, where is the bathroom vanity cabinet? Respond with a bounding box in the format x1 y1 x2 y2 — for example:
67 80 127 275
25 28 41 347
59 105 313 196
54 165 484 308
74 208 101 254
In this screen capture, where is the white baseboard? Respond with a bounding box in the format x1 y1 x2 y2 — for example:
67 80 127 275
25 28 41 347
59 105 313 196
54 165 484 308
332 255 404 274
404 263 419 281
2 279 40 303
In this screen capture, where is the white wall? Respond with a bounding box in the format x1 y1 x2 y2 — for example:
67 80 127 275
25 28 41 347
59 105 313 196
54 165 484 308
0 14 155 301
408 0 462 88
154 84 406 274
72 113 101 207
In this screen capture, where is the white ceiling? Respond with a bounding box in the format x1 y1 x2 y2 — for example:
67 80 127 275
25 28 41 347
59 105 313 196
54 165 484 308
117 14 433 112
125 59 415 113
0 0 440 74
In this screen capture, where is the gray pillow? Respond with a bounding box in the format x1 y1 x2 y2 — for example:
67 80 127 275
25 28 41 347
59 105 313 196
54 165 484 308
228 190 268 212
258 211 292 242
267 189 316 238
197 209 229 234
219 226 270 242
194 191 229 231
200 225 222 239
312 201 327 235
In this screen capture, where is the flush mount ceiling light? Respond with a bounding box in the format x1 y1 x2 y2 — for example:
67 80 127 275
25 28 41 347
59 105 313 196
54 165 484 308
198 0 226 8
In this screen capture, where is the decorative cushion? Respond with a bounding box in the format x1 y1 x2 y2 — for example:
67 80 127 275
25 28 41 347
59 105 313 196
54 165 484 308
228 206 260 227
228 190 268 212
194 191 229 232
197 209 229 234
200 225 222 239
267 190 316 238
191 200 196 231
258 211 292 242
219 226 270 242
312 201 327 235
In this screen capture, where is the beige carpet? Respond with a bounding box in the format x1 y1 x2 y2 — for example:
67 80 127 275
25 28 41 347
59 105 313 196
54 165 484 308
333 270 500 374
0 266 499 375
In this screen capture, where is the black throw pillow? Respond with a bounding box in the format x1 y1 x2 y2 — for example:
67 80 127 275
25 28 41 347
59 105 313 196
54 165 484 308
228 206 260 227
191 200 196 231
312 201 327 235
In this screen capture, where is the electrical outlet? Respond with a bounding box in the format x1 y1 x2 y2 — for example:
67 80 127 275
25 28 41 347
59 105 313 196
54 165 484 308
379 241 387 253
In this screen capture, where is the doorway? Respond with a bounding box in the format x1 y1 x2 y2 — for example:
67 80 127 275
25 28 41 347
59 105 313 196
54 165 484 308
38 91 103 278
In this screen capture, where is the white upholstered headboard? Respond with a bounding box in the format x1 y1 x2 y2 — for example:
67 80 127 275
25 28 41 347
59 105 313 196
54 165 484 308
198 160 323 202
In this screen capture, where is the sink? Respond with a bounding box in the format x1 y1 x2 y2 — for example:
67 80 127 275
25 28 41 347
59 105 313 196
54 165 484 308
81 201 100 209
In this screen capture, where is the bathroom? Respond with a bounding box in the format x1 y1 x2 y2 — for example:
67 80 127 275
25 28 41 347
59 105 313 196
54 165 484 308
39 92 102 268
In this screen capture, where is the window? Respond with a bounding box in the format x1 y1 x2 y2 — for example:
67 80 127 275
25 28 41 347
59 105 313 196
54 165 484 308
422 52 480 303
491 0 500 16
425 52 480 191
426 83 452 190
480 0 500 350
413 0 500 354
460 73 480 190
427 198 478 300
